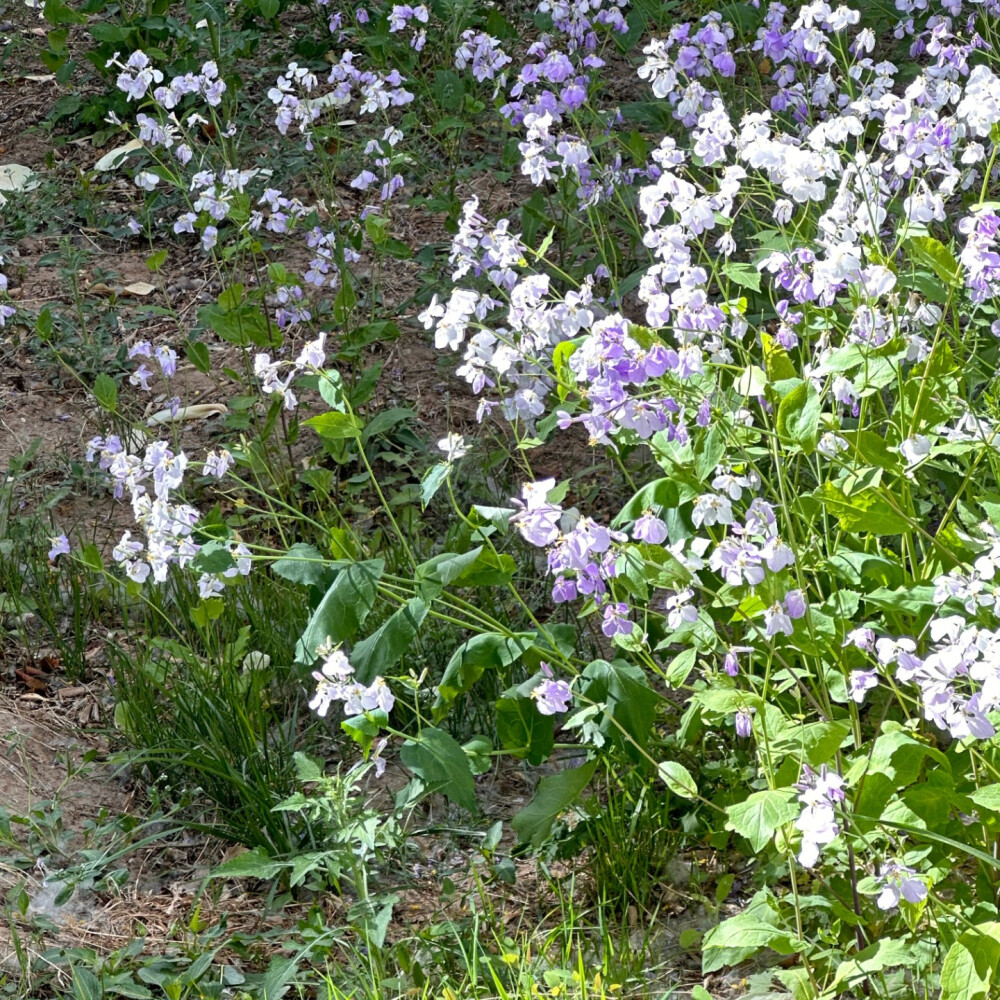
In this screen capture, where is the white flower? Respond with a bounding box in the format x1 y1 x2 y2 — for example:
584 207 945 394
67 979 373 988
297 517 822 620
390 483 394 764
437 433 468 462
899 434 931 468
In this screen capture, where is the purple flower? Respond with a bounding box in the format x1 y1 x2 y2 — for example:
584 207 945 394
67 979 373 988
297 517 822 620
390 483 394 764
784 589 807 619
843 628 875 652
849 670 878 704
761 536 795 572
633 510 668 545
601 602 634 638
203 449 233 479
764 602 793 638
723 645 753 677
876 862 928 910
511 479 563 547
129 364 153 391
734 706 754 738
795 765 845 868
48 534 70 560
532 677 572 715
709 539 765 587
155 345 177 378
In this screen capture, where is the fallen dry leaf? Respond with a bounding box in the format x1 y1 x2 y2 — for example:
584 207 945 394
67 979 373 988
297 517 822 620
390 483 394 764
93 139 143 172
0 163 41 193
146 403 228 426
87 281 158 297
57 686 89 700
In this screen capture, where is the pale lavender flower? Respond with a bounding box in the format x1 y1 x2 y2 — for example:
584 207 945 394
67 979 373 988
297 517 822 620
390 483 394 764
601 601 634 637
532 677 572 715
795 765 845 868
764 601 793 637
203 449 233 479
129 364 153 391
843 628 875 652
723 645 753 676
633 510 668 544
876 862 928 910
784 589 807 619
154 345 177 377
849 669 879 704
48 534 70 560
734 706 755 737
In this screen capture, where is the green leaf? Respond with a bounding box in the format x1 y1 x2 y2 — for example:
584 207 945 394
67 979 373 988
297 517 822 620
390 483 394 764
261 953 298 1000
970 785 1000 813
496 691 555 765
70 965 103 1000
702 911 796 974
102 975 153 998
511 760 597 846
776 381 821 454
400 727 477 813
770 720 850 769
815 481 911 535
348 894 398 951
351 598 427 684
317 369 346 411
93 373 118 412
303 411 363 440
722 260 761 292
190 539 236 576
907 235 961 287
614 477 696 525
185 341 211 374
197 295 273 348
421 463 450 508
434 632 534 714
334 273 356 322
146 248 168 273
864 585 938 615
762 332 798 381
833 938 925 992
44 0 87 24
417 547 484 588
295 560 384 664
581 659 659 761
725 789 799 852
271 543 328 588
433 68 465 112
362 406 415 442
657 761 698 800
553 338 580 400
940 924 1000 1000
211 846 284 880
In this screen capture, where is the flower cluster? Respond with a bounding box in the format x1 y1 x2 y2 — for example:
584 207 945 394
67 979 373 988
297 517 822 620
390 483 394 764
795 764 846 867
0 255 14 327
127 340 177 391
455 30 512 85
86 430 247 595
253 332 328 411
387 3 429 51
308 644 395 718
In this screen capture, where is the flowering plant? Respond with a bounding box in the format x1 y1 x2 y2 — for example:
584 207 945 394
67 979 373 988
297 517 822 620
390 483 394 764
43 0 1000 994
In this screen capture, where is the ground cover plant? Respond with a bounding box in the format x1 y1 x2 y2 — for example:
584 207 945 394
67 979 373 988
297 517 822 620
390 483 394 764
8 0 1000 997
